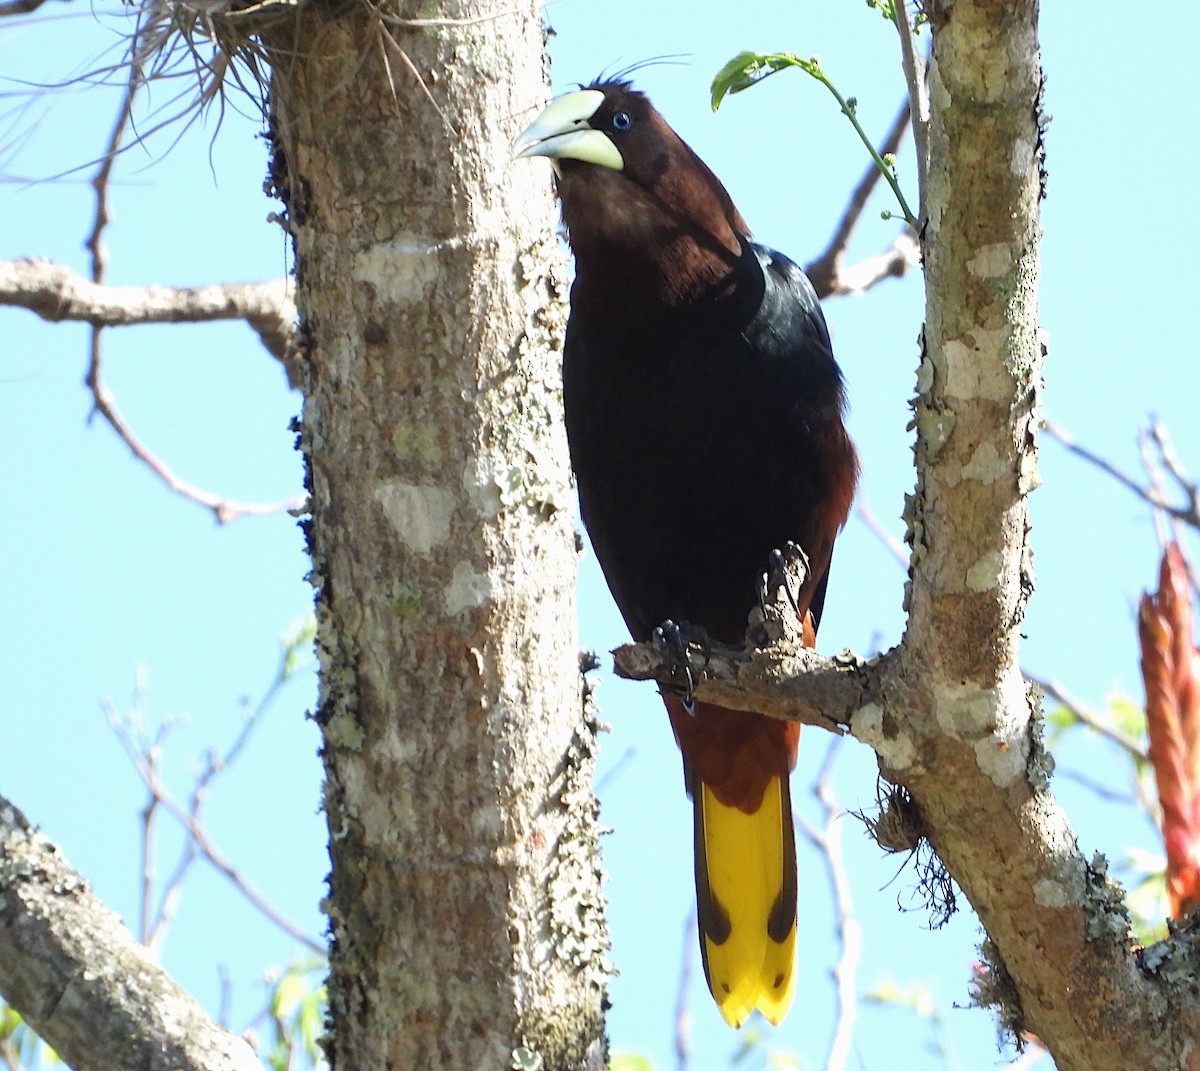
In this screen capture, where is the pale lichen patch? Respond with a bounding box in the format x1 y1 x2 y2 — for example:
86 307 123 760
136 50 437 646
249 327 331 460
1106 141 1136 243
375 482 454 553
351 236 453 303
972 734 1024 787
446 562 494 615
325 709 366 751
966 548 1004 592
943 324 1011 399
1033 879 1069 909
1011 131 1036 180
936 686 995 734
462 455 504 519
967 243 1013 279
850 703 916 769
961 441 1006 484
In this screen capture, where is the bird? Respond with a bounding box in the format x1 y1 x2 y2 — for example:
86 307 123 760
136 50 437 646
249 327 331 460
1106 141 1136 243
514 79 858 1027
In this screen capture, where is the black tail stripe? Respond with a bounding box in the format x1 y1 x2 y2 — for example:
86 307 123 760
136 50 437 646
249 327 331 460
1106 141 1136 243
691 771 733 946
767 777 798 944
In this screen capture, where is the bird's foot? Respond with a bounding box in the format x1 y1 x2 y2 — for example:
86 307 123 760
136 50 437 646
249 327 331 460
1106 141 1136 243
759 541 810 618
752 542 811 646
653 619 712 715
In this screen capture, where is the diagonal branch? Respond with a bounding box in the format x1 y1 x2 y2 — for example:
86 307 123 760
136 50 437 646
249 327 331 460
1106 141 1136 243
0 794 263 1071
1043 418 1200 529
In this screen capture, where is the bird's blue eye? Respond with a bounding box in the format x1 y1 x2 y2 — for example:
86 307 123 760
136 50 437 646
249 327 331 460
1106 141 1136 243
611 110 633 133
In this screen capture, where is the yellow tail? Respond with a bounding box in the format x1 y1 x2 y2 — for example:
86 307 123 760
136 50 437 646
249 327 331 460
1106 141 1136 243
693 775 797 1027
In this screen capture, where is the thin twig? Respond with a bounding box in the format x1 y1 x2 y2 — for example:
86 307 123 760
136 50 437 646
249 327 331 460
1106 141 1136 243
855 498 908 567
378 24 456 136
137 721 174 947
1043 418 1200 528
88 376 306 523
139 782 157 947
138 639 311 952
1033 676 1145 760
674 907 694 1071
795 738 861 1071
891 3 929 221
105 705 323 955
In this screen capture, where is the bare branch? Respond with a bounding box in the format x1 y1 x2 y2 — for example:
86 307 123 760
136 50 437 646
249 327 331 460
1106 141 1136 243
796 740 861 1071
105 706 324 956
1043 418 1200 529
891 4 929 218
0 794 263 1071
0 259 297 360
13 72 304 525
806 98 918 300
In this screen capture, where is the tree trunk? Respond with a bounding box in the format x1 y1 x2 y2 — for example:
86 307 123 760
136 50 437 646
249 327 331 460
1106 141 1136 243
262 7 610 1069
885 2 1198 1067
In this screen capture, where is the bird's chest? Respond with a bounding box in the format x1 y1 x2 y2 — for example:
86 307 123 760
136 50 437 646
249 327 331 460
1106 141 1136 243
562 314 815 639
563 319 767 489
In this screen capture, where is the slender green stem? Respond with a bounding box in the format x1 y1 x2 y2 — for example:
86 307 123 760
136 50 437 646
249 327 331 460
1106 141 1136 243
805 62 918 227
711 51 919 228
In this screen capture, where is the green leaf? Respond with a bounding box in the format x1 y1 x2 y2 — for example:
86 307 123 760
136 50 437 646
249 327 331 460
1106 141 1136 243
710 48 917 225
710 52 816 111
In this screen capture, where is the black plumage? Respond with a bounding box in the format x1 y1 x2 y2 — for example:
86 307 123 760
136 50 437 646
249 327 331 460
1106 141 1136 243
515 78 858 1027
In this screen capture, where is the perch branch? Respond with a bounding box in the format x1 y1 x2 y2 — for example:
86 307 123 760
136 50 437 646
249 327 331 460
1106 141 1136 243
611 637 882 733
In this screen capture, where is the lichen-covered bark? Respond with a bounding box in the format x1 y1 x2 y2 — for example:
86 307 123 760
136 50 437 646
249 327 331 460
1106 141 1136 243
865 2 1200 1067
0 796 261 1071
262 7 609 1069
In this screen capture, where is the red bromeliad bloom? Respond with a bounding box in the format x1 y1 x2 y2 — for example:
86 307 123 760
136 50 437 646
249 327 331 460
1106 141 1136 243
1139 542 1200 919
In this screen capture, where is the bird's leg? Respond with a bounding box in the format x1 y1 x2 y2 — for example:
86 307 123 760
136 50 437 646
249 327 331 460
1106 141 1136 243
653 619 713 715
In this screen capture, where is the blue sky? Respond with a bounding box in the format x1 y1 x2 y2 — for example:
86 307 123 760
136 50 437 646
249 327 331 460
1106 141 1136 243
3 5 1198 1069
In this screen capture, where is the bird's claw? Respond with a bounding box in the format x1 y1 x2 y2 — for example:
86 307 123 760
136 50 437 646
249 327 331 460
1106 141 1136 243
758 540 810 621
653 619 712 715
